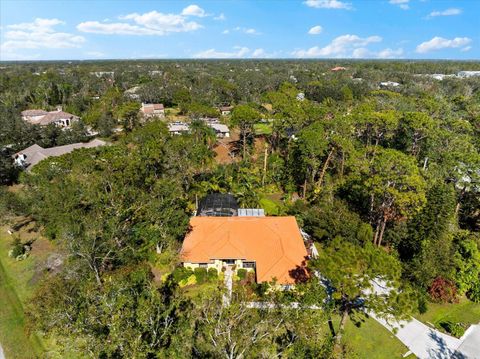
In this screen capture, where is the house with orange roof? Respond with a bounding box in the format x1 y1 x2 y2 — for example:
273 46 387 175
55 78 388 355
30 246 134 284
180 216 309 286
140 103 165 118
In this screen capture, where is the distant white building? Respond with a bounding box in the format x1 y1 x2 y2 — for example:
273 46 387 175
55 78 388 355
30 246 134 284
379 81 400 88
219 106 233 116
141 103 165 118
21 107 80 128
208 123 230 138
457 71 480 78
125 86 141 100
149 70 163 76
168 122 190 135
90 71 115 78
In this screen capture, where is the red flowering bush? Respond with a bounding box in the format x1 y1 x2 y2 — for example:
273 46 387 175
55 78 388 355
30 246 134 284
428 277 458 303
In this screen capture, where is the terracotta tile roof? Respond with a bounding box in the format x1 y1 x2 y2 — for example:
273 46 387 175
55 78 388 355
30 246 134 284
141 103 164 114
180 216 308 284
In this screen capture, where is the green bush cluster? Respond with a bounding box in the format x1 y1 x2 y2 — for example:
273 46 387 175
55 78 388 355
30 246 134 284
172 267 193 283
194 268 208 284
237 268 247 280
207 268 218 281
467 282 480 303
439 320 466 338
10 238 25 258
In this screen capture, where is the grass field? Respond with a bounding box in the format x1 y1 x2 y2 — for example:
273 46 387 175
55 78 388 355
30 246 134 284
254 122 273 135
343 316 415 358
0 226 45 358
417 296 480 334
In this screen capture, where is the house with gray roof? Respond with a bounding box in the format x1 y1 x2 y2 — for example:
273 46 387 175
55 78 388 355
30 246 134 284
21 107 80 128
13 139 107 171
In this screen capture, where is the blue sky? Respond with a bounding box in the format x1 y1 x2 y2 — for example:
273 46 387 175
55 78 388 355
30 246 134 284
0 0 478 61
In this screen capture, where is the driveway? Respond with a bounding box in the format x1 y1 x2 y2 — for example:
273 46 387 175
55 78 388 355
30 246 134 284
372 314 480 359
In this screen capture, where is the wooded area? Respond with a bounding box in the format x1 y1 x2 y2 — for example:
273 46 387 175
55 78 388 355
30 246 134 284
0 59 479 358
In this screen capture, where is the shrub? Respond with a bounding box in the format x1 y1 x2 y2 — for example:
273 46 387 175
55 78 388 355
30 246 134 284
179 274 197 287
194 267 208 284
417 295 428 314
439 320 466 338
9 237 25 258
207 268 218 281
428 277 458 303
237 268 247 280
466 282 480 303
172 266 193 283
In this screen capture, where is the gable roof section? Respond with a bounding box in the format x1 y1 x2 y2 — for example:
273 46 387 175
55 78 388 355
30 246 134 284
15 139 107 170
38 111 79 125
21 109 48 117
180 216 308 284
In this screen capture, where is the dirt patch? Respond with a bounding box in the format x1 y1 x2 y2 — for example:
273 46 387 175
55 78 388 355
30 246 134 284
213 130 241 165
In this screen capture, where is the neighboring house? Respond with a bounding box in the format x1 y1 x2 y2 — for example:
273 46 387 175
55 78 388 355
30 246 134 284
457 71 480 78
149 70 163 76
379 81 401 88
125 86 141 100
90 71 115 78
331 66 347 72
180 216 309 285
13 139 106 171
21 108 80 128
21 110 48 123
141 103 165 118
219 106 233 116
208 123 230 138
168 122 190 135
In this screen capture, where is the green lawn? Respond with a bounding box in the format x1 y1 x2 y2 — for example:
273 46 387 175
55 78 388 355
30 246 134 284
0 227 44 358
417 296 480 333
254 122 273 135
343 316 414 358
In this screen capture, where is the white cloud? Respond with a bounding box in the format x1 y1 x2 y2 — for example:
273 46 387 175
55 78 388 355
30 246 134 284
428 8 462 17
244 28 258 35
376 48 404 58
214 13 226 21
350 47 403 59
308 25 323 35
181 4 206 17
77 10 202 36
304 0 352 10
416 36 472 53
461 46 472 52
224 26 260 35
85 51 106 58
194 46 250 58
292 34 382 58
1 18 85 51
389 0 410 10
252 48 278 58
